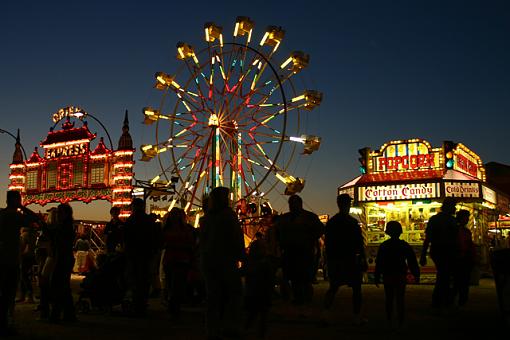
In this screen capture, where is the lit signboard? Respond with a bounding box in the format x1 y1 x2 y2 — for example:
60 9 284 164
45 143 88 159
52 106 87 123
444 182 480 198
482 185 497 204
453 144 484 180
358 183 440 201
369 139 442 174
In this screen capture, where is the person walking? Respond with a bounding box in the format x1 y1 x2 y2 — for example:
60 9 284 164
275 195 323 306
162 207 194 318
123 198 159 316
374 221 420 329
322 194 368 325
452 209 476 307
420 197 458 311
199 187 245 340
49 203 77 323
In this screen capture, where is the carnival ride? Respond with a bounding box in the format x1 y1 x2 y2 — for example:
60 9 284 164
140 17 322 225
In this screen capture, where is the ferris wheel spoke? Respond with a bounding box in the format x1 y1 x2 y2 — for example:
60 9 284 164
240 147 262 194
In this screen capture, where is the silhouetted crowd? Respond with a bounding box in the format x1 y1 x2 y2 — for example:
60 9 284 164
0 189 483 338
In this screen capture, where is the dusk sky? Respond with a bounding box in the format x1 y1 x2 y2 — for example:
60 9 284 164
1 0 509 221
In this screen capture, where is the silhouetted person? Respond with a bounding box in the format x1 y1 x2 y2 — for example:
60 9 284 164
162 207 194 318
35 208 57 320
49 203 77 323
322 194 367 325
420 197 458 311
18 225 37 304
123 198 159 316
276 195 323 305
104 206 123 254
374 221 420 329
200 187 245 340
244 234 274 338
452 209 476 307
0 191 36 336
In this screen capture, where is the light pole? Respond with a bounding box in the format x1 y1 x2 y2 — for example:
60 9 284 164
0 128 27 160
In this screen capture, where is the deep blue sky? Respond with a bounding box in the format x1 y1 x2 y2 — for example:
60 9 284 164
1 0 509 220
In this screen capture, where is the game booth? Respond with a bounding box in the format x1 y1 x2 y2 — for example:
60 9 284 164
338 138 510 283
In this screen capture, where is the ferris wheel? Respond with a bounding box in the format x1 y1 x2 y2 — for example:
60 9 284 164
141 17 322 213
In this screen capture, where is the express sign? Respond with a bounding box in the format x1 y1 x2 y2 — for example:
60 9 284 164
45 143 88 159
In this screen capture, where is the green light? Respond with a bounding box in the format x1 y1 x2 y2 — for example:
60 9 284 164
446 159 454 168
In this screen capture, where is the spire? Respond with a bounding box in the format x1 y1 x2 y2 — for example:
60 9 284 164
123 109 129 132
118 109 133 150
12 129 24 164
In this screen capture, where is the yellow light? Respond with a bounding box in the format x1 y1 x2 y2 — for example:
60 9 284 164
113 175 133 180
233 16 254 40
205 22 223 44
291 94 305 102
280 57 293 69
194 214 200 228
114 150 134 156
90 154 109 160
168 199 177 211
113 188 132 193
275 173 288 183
42 139 91 149
150 175 160 184
259 32 269 46
142 144 153 151
208 113 219 127
113 163 134 168
178 47 186 59
259 26 285 48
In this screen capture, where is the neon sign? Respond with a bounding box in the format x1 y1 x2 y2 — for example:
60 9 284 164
52 106 87 123
370 139 442 173
359 183 440 201
453 144 483 180
45 143 88 159
444 182 480 198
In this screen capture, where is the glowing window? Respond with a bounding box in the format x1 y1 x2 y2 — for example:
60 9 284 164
74 161 83 186
90 163 104 184
27 170 38 190
46 163 57 189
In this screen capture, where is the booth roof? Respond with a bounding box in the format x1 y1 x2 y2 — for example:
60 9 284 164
339 169 479 189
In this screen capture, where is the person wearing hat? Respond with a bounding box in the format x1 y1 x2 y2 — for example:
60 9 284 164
420 197 458 311
374 221 420 329
322 193 368 326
